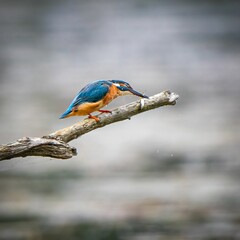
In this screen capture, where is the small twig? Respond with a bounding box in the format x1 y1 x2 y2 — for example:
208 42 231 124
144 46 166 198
0 91 179 161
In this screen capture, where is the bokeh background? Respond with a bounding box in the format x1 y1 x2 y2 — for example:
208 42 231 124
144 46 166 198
0 0 240 239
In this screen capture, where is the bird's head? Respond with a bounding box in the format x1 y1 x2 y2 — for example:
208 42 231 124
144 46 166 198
110 80 148 98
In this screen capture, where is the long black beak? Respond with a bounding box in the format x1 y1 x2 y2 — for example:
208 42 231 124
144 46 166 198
129 88 149 98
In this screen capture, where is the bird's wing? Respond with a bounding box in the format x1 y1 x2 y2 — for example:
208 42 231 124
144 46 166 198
70 81 110 108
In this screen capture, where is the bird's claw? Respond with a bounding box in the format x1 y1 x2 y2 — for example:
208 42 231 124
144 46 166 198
88 115 100 122
98 110 112 114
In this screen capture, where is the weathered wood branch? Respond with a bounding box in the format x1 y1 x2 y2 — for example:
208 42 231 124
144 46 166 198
0 137 77 160
0 91 179 161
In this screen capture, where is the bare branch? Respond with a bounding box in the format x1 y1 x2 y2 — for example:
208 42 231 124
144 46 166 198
0 91 179 161
0 137 77 160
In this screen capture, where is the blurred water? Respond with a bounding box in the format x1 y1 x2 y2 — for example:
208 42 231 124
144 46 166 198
0 0 240 239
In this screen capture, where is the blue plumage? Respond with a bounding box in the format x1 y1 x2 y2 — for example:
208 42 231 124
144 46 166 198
59 80 111 119
59 107 72 119
71 80 110 106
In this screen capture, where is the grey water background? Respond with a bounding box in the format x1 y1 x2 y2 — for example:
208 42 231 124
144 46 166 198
0 0 240 239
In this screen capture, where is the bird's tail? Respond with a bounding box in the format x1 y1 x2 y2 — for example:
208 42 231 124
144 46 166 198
59 107 72 119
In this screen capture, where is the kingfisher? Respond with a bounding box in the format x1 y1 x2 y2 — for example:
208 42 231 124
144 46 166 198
59 80 148 122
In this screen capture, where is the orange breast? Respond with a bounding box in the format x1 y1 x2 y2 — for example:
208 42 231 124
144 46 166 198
102 84 120 106
75 101 103 116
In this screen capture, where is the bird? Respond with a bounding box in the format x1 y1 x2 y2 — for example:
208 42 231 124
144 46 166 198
59 79 148 122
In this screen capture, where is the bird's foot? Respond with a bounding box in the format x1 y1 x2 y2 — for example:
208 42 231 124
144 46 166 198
88 114 100 122
98 109 112 114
